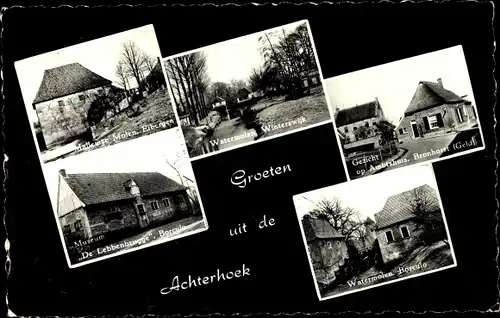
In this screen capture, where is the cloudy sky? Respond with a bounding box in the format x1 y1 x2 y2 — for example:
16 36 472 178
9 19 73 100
325 45 476 125
42 128 195 213
15 24 162 125
293 164 440 222
201 20 310 85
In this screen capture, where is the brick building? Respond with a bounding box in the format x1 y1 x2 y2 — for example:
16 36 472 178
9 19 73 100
302 216 348 290
32 63 113 150
374 184 444 264
396 78 478 142
334 98 388 153
57 169 193 243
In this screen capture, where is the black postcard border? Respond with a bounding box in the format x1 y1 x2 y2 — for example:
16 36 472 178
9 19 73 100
2 1 498 316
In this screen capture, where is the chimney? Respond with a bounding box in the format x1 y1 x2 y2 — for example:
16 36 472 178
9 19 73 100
59 169 67 178
437 78 443 88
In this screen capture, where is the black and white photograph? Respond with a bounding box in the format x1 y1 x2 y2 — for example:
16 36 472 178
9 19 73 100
326 45 485 180
163 20 331 159
293 164 456 301
41 128 208 268
15 25 177 164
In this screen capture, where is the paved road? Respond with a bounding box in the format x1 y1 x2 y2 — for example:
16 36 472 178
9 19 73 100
211 117 254 150
388 133 458 168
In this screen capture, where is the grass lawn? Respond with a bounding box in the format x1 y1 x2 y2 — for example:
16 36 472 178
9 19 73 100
68 88 177 157
255 86 331 137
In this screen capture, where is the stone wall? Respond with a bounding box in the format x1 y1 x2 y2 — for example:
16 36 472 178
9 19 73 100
82 190 192 237
143 191 193 226
85 199 139 237
309 238 348 287
376 219 423 264
35 85 111 149
60 207 92 240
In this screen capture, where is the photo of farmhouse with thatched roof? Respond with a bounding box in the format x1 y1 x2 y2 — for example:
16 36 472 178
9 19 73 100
15 25 177 164
293 164 456 300
326 45 484 180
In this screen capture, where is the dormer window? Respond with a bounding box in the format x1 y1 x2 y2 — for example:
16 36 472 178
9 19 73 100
124 179 140 196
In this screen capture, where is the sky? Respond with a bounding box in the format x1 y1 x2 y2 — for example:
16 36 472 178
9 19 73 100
15 24 162 125
42 128 194 213
325 45 476 125
293 164 440 222
202 20 309 85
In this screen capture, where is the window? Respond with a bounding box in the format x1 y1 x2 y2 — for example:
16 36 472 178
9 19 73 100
162 198 170 207
326 241 333 249
427 115 440 129
150 201 159 210
337 241 341 248
400 226 411 239
58 100 65 107
344 127 349 133
385 230 395 243
109 206 120 212
353 126 358 131
365 122 369 127
104 211 123 223
456 108 464 123
74 219 83 231
403 127 408 133
78 94 86 101
173 195 185 204
98 89 104 95
399 128 404 135
372 122 377 126
136 203 146 214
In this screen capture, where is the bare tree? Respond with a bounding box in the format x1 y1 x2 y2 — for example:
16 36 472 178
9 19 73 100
404 185 447 245
115 60 130 98
143 54 158 73
120 41 146 90
309 197 365 241
165 52 210 126
165 155 201 212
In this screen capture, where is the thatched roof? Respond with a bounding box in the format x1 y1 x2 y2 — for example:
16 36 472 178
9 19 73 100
404 80 464 116
302 217 344 242
33 63 112 107
375 184 440 229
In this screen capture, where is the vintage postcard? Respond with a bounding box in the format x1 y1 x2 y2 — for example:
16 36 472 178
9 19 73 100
293 164 456 300
15 25 177 164
325 45 485 180
163 20 332 159
42 127 208 268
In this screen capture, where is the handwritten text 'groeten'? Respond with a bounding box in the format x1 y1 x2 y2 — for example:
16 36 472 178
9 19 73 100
230 164 292 189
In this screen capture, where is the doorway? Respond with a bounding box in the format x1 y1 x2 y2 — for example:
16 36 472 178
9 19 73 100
411 121 420 138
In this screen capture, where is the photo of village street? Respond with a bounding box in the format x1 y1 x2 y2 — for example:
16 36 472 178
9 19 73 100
326 45 484 180
293 164 456 300
15 25 177 164
163 20 331 158
42 129 208 267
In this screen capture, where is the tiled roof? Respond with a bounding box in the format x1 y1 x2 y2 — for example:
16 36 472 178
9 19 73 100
404 80 464 116
365 217 375 225
335 99 380 127
302 217 344 242
33 63 112 105
63 172 186 206
375 184 440 229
